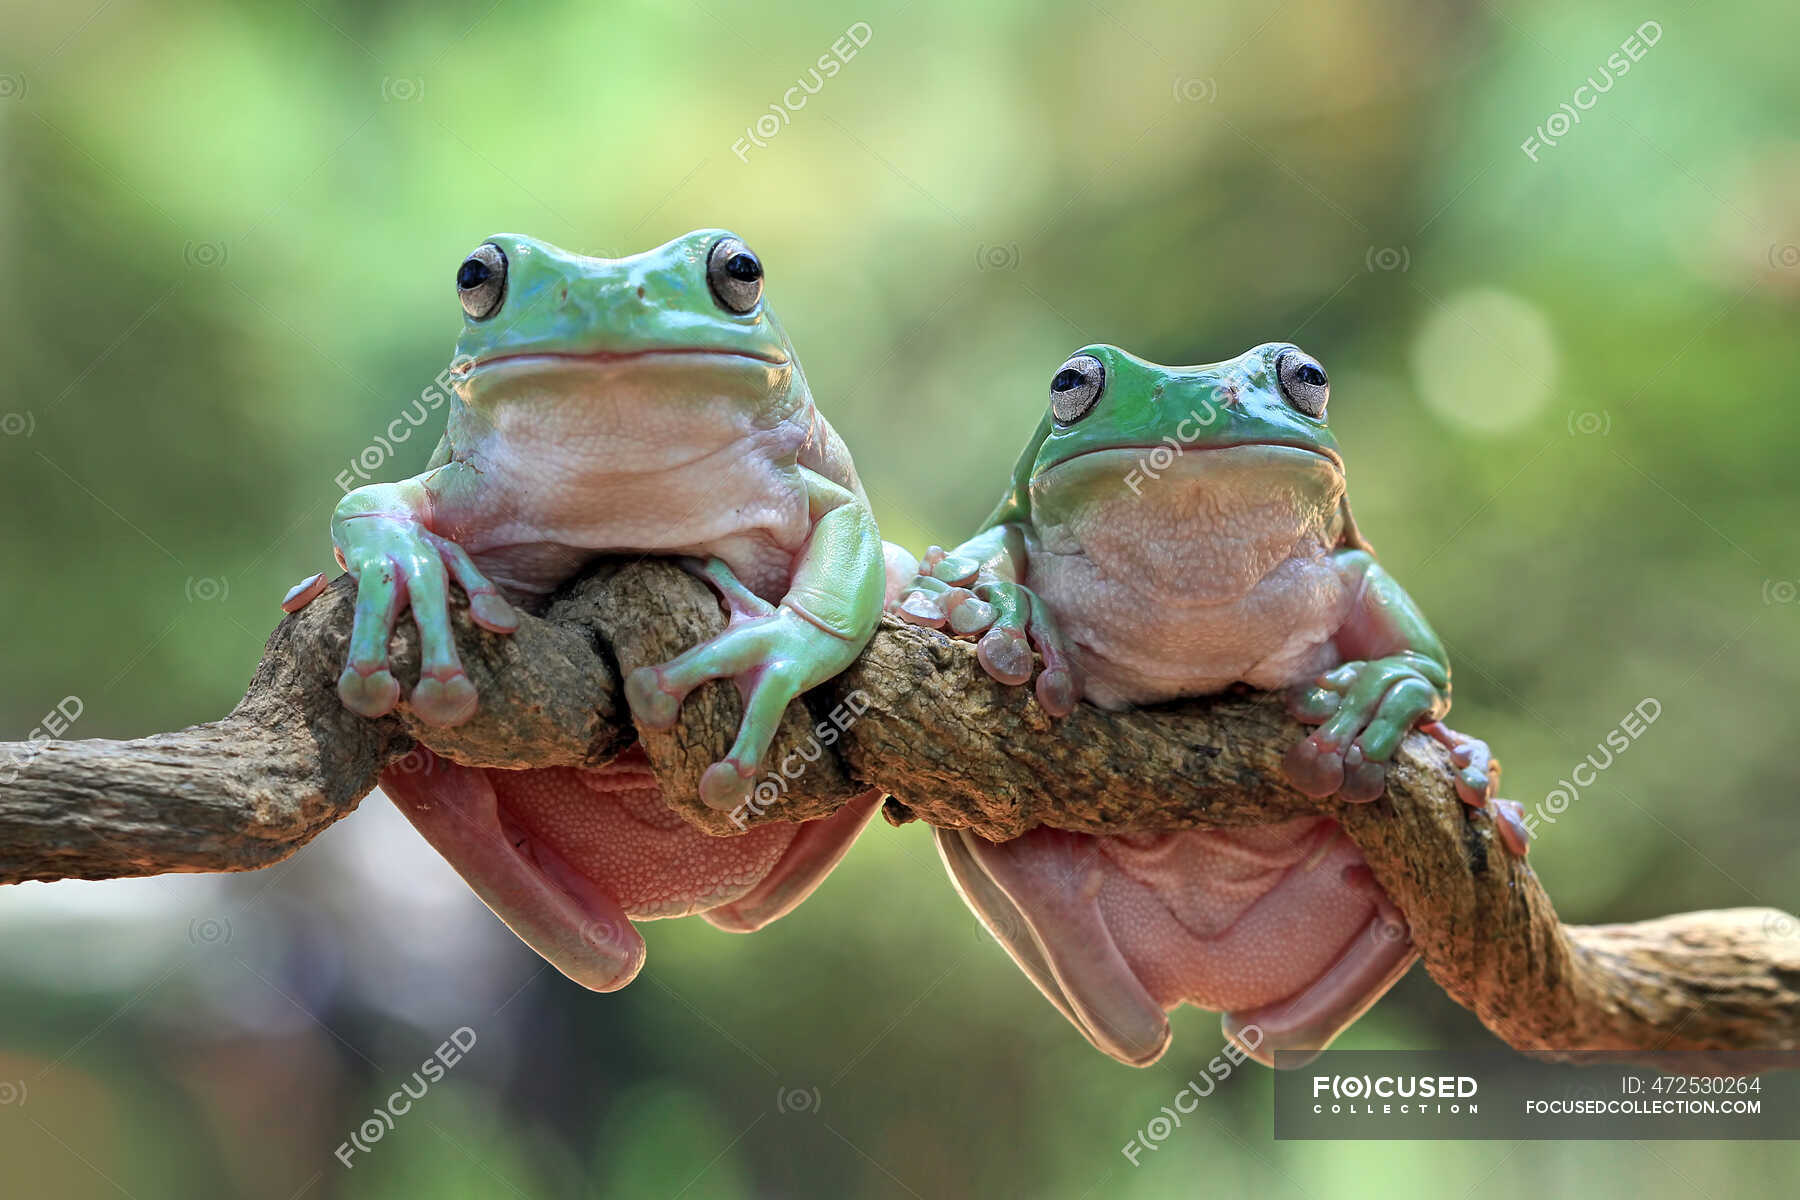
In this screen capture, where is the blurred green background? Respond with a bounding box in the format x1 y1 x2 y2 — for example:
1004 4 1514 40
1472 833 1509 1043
3 0 1798 1195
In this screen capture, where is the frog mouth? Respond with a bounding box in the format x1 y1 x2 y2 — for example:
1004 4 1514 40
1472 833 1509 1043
1039 440 1345 481
460 347 789 376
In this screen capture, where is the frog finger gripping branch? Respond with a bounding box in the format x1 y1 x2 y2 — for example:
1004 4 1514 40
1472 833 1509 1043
307 230 900 991
896 343 1527 1067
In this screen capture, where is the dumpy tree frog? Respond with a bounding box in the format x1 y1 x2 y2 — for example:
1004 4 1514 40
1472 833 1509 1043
895 342 1524 1066
298 231 901 991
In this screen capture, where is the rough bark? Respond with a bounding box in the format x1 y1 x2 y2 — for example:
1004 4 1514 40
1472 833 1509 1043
1 560 1794 1064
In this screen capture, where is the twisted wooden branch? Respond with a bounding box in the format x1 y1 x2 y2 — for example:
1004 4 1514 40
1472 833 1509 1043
1 560 1794 1063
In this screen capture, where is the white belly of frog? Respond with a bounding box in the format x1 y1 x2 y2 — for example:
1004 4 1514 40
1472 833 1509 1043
1027 461 1352 703
452 422 813 598
1031 545 1351 706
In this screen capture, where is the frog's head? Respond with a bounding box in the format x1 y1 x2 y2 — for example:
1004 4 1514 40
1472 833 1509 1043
1031 342 1342 485
1022 343 1351 590
446 229 804 429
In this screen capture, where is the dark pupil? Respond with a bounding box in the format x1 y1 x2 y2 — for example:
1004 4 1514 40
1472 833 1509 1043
457 259 491 290
724 253 761 282
1296 363 1327 387
1051 368 1085 392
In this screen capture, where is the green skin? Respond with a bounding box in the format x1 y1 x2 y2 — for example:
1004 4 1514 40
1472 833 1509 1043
895 343 1522 1067
324 230 889 810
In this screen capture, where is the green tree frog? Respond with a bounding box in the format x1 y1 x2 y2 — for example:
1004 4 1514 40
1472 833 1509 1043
296 231 906 991
895 342 1525 1066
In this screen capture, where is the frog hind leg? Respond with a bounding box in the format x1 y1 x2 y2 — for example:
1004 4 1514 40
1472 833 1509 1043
381 749 874 990
945 826 1172 1065
935 826 1118 1046
948 819 1416 1068
1221 916 1419 1068
380 751 646 992
703 789 884 933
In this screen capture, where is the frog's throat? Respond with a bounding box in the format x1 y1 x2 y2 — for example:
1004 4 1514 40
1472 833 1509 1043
1025 441 1349 618
1027 442 1347 551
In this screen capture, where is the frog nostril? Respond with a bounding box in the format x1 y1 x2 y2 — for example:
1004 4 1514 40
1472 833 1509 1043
636 286 646 300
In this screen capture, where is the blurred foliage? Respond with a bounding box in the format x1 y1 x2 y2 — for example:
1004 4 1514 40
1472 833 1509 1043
2 0 1798 1195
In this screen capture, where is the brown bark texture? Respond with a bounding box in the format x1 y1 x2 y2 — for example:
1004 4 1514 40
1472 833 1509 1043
3 561 1794 1064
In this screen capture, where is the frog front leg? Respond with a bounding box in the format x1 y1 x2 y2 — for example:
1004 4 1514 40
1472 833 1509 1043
1283 549 1463 803
625 468 886 811
331 466 519 726
893 524 1079 716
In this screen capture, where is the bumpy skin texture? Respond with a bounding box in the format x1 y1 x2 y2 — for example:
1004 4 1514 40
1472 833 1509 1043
308 231 890 990
898 343 1517 1066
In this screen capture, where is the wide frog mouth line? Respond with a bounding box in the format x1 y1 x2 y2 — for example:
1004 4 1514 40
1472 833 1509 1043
458 346 791 377
1037 438 1346 481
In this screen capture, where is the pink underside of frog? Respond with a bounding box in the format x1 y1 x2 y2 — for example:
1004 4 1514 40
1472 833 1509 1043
381 748 883 991
369 543 921 991
958 818 1415 1064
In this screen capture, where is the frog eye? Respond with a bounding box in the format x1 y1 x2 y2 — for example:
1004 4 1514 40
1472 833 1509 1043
1276 348 1329 418
457 243 507 321
1049 354 1105 424
707 237 764 314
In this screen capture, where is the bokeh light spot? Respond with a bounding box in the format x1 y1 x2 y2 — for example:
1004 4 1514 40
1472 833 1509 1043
1411 288 1558 434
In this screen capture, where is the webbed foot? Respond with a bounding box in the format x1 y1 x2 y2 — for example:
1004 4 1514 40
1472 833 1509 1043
280 571 329 613
334 518 518 727
1283 655 1446 802
625 560 865 811
1420 721 1529 856
892 554 1077 716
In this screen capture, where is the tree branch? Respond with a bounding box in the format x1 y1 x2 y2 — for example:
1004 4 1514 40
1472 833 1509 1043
1 560 1794 1063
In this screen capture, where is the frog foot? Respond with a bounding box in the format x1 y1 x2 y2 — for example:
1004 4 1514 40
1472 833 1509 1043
279 571 329 613
1489 799 1531 856
335 519 519 727
892 572 1078 717
1420 720 1500 808
892 546 980 628
1282 656 1446 803
1417 721 1528 855
625 576 860 811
